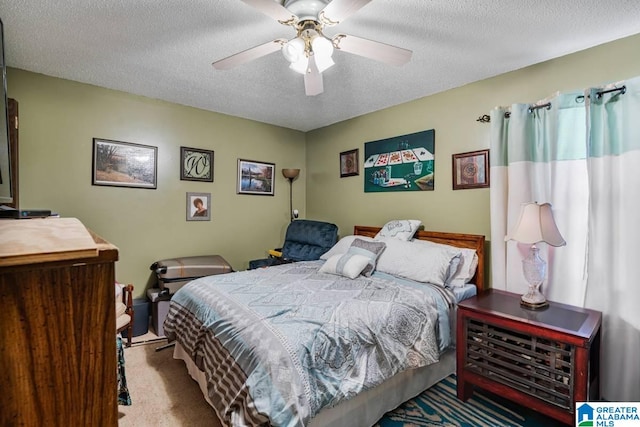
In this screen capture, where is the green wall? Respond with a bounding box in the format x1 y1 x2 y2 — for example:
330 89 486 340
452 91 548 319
7 32 640 295
7 70 306 295
305 33 640 243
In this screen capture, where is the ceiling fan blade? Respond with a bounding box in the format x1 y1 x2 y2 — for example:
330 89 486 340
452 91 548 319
319 0 372 25
240 0 298 25
213 39 286 70
333 34 412 66
304 56 324 96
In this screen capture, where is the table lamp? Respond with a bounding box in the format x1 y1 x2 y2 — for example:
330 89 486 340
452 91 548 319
505 202 566 309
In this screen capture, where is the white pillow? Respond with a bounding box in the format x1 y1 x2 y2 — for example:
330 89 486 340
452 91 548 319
411 239 478 287
374 220 422 241
375 237 461 286
319 253 371 279
320 235 377 260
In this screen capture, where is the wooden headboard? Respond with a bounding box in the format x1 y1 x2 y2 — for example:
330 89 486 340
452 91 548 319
353 225 486 292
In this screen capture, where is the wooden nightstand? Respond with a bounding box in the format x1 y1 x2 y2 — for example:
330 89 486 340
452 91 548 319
456 289 601 425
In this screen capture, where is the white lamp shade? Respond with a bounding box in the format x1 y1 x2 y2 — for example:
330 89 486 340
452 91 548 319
282 38 305 63
289 57 309 74
312 37 334 73
314 53 334 73
506 202 566 247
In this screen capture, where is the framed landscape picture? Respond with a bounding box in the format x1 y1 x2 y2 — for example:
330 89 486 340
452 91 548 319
92 138 157 189
452 149 490 190
237 159 275 196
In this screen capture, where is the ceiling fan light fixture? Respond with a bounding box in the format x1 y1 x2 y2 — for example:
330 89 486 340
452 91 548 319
312 36 333 57
282 37 306 63
314 53 334 73
289 56 309 74
311 36 334 72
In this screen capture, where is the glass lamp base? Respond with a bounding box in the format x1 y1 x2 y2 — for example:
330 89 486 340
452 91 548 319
520 298 549 310
520 284 549 310
520 245 549 310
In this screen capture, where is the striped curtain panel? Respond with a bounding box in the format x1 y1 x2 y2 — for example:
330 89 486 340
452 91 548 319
489 93 589 306
489 75 640 401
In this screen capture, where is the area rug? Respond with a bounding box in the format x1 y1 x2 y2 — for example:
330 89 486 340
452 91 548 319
376 375 560 427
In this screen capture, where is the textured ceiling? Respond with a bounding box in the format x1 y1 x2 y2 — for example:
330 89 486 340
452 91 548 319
1 0 640 132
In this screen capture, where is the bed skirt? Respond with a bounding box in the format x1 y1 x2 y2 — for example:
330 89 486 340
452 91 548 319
173 343 455 426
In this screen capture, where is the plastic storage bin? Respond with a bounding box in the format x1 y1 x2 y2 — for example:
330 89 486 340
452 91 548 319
147 288 171 337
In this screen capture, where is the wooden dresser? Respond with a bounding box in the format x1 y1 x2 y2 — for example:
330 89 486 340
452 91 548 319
0 217 119 426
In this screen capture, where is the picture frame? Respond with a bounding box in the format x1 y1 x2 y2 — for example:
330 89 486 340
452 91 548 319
186 192 211 221
452 149 490 190
364 129 435 192
237 159 275 196
92 138 157 189
339 148 359 177
180 146 214 182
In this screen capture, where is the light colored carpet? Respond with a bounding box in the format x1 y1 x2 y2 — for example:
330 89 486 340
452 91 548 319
118 340 222 427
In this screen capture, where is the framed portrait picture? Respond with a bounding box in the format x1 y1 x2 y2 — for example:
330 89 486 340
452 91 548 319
180 146 214 182
452 149 490 190
340 149 359 177
237 159 275 196
92 138 157 189
186 192 211 221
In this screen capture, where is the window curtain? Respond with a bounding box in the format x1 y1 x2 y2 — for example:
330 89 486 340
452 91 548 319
583 79 640 401
489 76 640 401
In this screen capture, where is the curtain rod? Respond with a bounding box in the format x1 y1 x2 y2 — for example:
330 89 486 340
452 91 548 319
596 85 626 98
476 85 627 123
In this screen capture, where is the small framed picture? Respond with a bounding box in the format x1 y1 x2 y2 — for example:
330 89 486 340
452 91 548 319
180 146 214 182
237 159 275 196
452 149 490 190
186 192 211 221
340 149 359 177
92 138 157 189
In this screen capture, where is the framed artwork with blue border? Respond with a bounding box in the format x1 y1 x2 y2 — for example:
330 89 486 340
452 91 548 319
363 129 435 192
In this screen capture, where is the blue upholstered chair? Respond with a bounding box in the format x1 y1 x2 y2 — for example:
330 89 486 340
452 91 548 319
249 219 338 269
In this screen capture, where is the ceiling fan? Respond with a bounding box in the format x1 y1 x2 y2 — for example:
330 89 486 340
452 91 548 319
212 0 412 96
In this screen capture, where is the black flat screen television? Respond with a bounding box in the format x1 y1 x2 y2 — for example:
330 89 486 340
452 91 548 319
0 17 12 205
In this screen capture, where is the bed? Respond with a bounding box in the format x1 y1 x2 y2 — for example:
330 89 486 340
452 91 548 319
164 224 485 427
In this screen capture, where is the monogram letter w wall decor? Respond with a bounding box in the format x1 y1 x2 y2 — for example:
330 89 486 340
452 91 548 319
181 147 214 182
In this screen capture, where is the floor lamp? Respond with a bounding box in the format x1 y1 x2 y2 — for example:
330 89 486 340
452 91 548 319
282 168 300 222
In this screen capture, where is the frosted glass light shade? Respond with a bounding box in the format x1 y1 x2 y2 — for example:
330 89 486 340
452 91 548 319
282 38 305 63
289 57 309 74
312 37 334 73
